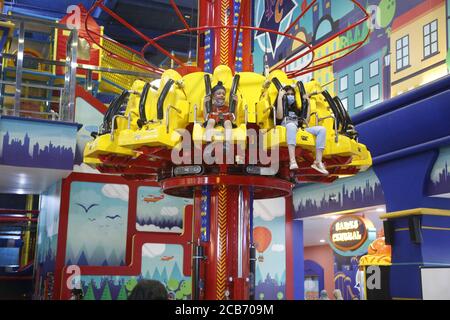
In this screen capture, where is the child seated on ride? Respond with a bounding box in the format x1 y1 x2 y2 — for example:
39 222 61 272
276 85 329 175
204 81 237 149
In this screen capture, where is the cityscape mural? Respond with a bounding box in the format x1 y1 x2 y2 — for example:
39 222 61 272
428 146 450 197
0 117 77 170
254 0 450 115
293 168 385 217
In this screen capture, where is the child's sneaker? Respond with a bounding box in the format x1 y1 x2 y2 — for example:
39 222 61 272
311 162 329 175
289 161 299 170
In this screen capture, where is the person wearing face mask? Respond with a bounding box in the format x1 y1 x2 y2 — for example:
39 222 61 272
276 85 329 174
204 81 237 146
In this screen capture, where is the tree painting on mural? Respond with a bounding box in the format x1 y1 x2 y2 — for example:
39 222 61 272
116 284 128 300
141 243 192 300
83 281 95 300
100 282 112 300
125 277 138 293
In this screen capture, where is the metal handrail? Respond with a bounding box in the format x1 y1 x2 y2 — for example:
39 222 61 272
311 112 339 143
166 105 182 133
110 113 131 141
193 104 198 124
0 13 72 30
0 13 159 125
244 105 248 125
0 80 64 91
0 53 157 77
264 105 277 129
1 107 60 120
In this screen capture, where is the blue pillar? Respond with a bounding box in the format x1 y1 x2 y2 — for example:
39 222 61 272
293 219 304 300
374 150 450 299
382 209 450 299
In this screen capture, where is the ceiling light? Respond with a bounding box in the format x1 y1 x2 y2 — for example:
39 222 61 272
376 208 385 212
319 239 326 243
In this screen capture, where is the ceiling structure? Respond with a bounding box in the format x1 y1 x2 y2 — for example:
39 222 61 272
4 0 198 66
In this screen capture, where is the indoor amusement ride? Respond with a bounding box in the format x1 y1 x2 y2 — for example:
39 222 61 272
82 0 372 300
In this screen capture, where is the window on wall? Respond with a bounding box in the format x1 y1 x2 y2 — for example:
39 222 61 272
340 75 348 92
370 84 380 102
396 35 410 71
369 60 379 78
354 68 363 85
423 20 438 58
355 91 363 108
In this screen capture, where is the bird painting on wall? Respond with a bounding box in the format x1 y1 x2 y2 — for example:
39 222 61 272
105 215 121 220
76 203 99 213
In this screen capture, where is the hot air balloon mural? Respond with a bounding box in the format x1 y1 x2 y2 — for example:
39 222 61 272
253 226 272 262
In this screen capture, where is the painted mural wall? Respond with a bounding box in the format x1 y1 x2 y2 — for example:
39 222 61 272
253 197 286 300
65 181 129 266
293 168 385 218
428 146 450 197
0 117 77 170
79 243 191 300
304 245 335 299
136 186 192 233
53 175 195 300
253 0 450 115
74 96 104 164
34 181 61 300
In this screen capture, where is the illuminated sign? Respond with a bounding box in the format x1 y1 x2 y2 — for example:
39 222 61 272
330 216 368 251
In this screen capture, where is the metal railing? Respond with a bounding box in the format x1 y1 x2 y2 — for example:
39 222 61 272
0 13 77 122
0 13 159 123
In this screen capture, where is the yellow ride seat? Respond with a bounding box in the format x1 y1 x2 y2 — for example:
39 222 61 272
84 86 140 165
258 70 316 152
192 65 247 146
118 69 190 149
304 80 373 168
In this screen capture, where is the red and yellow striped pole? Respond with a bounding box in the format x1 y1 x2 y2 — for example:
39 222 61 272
213 0 233 68
202 185 251 300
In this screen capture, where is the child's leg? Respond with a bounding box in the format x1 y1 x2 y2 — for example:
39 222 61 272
205 118 216 142
305 126 326 163
224 120 232 143
285 122 298 165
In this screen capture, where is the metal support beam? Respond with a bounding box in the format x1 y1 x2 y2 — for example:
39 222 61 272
14 21 25 116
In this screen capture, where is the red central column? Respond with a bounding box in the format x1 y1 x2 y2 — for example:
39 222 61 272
161 175 292 300
213 0 233 68
202 185 251 300
197 0 254 71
